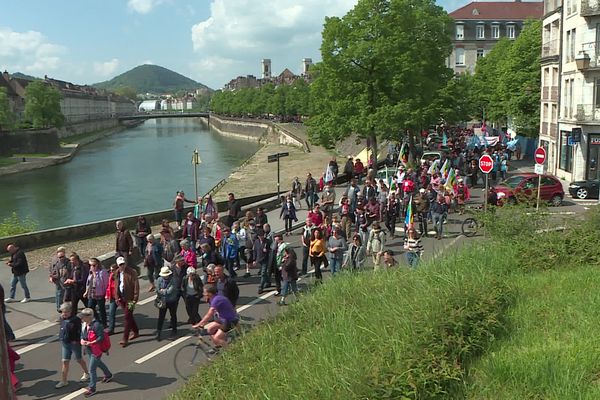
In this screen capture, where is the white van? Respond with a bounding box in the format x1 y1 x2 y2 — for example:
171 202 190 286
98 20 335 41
420 151 442 165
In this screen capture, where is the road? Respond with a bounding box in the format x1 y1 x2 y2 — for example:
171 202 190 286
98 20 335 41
2 183 589 400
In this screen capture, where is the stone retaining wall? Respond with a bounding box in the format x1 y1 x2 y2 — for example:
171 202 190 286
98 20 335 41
0 129 61 156
0 192 277 255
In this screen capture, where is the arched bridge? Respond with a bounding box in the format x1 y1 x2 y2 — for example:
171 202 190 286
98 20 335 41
118 112 209 121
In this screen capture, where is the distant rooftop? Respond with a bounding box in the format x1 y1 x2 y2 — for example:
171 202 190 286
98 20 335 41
449 1 543 20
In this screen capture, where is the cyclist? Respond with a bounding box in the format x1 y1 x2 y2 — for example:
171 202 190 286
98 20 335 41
192 284 239 348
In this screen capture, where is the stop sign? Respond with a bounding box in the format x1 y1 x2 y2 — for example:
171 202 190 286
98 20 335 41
534 147 546 165
479 154 494 174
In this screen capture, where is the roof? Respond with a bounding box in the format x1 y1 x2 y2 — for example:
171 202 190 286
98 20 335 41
449 1 543 20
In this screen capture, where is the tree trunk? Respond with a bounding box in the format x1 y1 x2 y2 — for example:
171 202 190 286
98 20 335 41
408 129 416 165
369 133 377 167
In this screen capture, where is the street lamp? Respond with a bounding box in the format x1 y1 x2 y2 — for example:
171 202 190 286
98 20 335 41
192 149 201 201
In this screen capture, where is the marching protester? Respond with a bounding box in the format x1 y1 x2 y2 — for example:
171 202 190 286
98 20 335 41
55 302 89 389
279 247 299 306
80 308 113 397
49 246 69 319
113 257 139 347
404 228 424 268
5 243 32 303
183 266 203 324
84 258 108 327
154 266 180 341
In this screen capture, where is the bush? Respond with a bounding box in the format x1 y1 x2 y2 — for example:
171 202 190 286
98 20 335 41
0 212 37 237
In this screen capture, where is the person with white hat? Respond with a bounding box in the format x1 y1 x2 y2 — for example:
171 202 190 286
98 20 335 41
155 266 179 341
183 267 203 325
111 257 139 347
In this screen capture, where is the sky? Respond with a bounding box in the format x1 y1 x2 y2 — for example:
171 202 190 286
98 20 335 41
0 0 467 90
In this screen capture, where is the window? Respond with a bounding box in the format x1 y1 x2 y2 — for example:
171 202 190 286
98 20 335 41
476 25 485 39
491 25 500 39
595 78 600 108
456 24 464 40
507 25 515 39
455 48 465 65
559 131 573 172
477 48 485 59
571 29 576 61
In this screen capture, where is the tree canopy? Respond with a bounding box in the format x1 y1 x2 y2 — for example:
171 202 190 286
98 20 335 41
471 20 541 137
306 0 453 157
24 81 64 129
0 87 14 131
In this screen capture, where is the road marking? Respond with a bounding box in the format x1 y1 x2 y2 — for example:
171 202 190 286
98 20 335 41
58 388 86 400
236 290 276 313
134 335 190 364
17 336 57 355
138 295 157 306
13 319 55 338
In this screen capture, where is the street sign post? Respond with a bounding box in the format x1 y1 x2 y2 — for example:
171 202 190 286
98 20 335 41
534 147 546 211
479 154 493 213
534 147 546 165
192 149 201 201
267 152 289 198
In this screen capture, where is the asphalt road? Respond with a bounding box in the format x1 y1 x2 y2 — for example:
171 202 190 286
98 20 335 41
3 182 590 400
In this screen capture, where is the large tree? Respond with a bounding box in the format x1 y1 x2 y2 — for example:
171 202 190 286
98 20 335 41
306 0 452 162
498 20 541 137
24 81 64 128
0 87 14 130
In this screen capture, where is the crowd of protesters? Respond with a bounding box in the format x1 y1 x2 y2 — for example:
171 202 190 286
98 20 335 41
2 126 516 396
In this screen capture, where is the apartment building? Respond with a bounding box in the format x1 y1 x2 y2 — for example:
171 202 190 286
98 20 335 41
544 0 600 181
448 0 543 74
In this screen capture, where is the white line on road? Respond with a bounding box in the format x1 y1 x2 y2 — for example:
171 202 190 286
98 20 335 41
138 295 157 306
13 319 55 338
134 335 191 364
17 335 57 355
58 388 86 400
236 290 276 313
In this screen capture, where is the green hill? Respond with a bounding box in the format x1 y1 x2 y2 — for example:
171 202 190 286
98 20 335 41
93 64 211 94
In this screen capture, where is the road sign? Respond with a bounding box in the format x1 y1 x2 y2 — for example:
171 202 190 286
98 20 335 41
267 152 289 163
534 163 544 175
479 154 494 174
534 147 546 165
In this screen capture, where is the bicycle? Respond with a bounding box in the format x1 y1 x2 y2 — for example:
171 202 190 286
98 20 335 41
461 205 484 237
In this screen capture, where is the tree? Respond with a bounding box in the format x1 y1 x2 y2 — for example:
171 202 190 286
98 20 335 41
306 0 452 161
24 81 64 128
428 73 476 126
0 87 14 131
114 86 139 101
498 20 541 137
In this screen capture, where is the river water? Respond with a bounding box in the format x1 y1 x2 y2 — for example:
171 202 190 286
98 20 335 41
0 118 260 230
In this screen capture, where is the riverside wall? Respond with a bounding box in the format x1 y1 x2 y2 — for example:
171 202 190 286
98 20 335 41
0 192 278 256
201 115 306 149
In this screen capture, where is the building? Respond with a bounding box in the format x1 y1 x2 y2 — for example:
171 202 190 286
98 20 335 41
540 0 600 181
448 1 543 74
223 58 313 91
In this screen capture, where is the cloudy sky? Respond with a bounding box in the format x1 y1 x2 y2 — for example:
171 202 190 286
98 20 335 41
0 0 463 90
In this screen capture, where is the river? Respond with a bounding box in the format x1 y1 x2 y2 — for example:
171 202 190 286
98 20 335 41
0 118 260 230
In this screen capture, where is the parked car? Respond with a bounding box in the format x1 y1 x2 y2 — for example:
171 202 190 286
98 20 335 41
494 173 564 206
420 151 442 165
568 179 600 199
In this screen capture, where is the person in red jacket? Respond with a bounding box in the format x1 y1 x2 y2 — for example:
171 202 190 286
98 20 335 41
104 264 118 335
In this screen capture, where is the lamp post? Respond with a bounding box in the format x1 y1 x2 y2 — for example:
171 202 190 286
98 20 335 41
192 149 201 201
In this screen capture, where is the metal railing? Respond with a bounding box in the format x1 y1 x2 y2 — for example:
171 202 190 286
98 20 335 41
580 42 600 68
581 0 600 16
542 39 559 58
575 104 600 122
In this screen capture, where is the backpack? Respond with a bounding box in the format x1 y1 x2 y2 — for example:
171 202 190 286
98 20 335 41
91 321 111 355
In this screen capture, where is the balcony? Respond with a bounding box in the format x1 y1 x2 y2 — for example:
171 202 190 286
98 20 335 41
576 42 600 70
575 104 600 123
542 86 558 102
581 0 600 16
542 39 559 58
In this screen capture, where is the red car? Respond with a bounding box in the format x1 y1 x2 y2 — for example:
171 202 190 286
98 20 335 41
494 173 564 206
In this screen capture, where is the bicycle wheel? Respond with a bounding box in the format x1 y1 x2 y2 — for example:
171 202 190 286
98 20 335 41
461 218 478 237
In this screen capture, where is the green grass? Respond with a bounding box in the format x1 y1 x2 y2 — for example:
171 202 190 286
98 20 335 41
0 157 19 167
0 212 37 237
174 206 600 399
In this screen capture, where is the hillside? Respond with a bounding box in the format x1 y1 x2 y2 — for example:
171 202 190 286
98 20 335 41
12 72 37 81
94 64 211 94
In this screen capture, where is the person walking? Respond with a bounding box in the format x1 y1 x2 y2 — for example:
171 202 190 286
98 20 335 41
134 216 151 258
279 195 298 236
309 229 327 282
431 195 449 240
55 302 89 389
80 308 113 397
221 227 239 278
68 253 89 311
279 247 299 306
155 266 179 341
104 264 118 335
291 177 303 209
404 228 424 268
49 247 69 318
5 243 31 303
327 228 347 275
254 230 272 295
366 222 387 271
305 173 317 210
83 259 108 327
144 235 163 292
183 267 203 325
342 234 366 271
115 221 134 267
112 257 139 347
